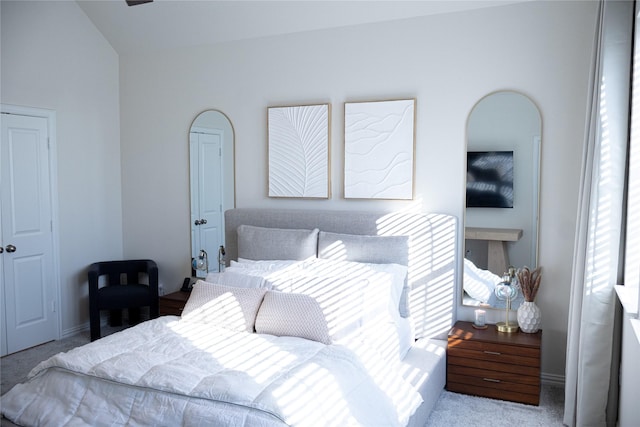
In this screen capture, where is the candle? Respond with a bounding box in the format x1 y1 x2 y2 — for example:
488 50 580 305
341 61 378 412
475 309 486 327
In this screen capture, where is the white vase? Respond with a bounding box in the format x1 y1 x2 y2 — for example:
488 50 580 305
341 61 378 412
517 301 541 333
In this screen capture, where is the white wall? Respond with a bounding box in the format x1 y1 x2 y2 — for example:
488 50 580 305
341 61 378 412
618 313 640 425
120 0 597 378
1 1 123 335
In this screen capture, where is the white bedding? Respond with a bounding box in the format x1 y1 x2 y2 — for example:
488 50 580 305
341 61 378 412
1 316 422 427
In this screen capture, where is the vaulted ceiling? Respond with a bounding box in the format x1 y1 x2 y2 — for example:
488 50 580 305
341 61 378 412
77 0 529 56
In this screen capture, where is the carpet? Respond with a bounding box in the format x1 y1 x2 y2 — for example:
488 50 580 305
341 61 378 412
425 384 564 426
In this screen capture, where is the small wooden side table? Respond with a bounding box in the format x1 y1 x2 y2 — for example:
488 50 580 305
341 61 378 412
159 291 191 316
465 227 523 275
446 320 542 405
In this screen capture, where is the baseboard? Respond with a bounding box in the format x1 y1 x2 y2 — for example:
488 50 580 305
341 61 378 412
541 372 565 387
61 322 89 339
61 311 146 340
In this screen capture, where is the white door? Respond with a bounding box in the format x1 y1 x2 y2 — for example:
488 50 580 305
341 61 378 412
1 111 58 355
190 130 223 276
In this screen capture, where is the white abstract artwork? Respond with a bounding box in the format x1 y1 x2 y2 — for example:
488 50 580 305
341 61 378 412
344 99 415 199
268 104 330 198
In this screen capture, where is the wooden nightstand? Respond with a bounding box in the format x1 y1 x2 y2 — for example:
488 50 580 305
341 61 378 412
446 320 541 405
159 291 191 316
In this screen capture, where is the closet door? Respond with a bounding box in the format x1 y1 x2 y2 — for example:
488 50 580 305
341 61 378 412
1 112 58 355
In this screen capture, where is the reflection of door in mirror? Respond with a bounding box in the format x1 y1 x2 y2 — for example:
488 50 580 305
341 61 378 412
189 110 235 277
463 91 541 310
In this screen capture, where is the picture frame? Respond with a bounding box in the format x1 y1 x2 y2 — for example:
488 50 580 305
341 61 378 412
268 103 331 198
343 99 416 200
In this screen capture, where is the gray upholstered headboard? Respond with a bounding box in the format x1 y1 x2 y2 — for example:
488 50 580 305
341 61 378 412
224 208 458 339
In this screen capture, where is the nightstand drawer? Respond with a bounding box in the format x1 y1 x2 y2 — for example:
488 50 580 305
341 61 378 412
447 346 540 369
447 373 540 395
448 364 540 385
448 354 540 376
448 338 540 359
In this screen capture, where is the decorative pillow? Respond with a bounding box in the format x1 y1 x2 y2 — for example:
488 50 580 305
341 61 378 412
181 281 267 332
255 276 368 344
255 291 332 344
236 225 319 261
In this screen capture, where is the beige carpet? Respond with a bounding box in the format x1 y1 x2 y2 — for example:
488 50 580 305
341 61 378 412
1 326 564 427
426 384 564 426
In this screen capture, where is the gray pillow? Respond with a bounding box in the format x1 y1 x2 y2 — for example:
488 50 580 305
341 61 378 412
237 225 319 261
317 231 409 266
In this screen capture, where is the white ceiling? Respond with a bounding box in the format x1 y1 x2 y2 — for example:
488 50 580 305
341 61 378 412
76 0 528 56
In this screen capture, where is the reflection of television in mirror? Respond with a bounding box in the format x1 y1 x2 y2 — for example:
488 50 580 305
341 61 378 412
466 151 514 208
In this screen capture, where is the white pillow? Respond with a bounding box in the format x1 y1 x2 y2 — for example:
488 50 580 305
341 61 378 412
232 258 307 271
295 258 413 359
225 258 406 323
181 281 267 332
317 231 411 317
210 266 294 290
463 258 500 303
299 258 407 320
212 268 270 288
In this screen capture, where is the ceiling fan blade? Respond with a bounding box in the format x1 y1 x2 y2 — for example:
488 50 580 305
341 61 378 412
126 0 153 6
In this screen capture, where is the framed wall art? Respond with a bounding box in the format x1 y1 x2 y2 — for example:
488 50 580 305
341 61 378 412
344 99 416 200
268 103 330 198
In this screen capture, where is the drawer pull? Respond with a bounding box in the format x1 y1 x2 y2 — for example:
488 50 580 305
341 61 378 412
483 378 501 383
483 350 502 355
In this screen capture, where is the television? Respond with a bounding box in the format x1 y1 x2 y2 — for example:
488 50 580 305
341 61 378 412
466 150 514 208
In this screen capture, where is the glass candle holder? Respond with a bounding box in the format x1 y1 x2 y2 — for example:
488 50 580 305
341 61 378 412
474 309 486 327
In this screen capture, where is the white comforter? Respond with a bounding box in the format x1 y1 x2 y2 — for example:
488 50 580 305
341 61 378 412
1 317 422 427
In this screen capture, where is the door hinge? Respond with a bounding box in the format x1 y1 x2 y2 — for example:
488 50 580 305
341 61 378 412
219 147 222 157
51 300 56 313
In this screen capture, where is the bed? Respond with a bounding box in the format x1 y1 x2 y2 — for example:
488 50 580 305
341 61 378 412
1 208 458 427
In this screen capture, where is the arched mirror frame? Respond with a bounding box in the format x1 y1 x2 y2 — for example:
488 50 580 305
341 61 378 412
462 90 542 310
189 109 236 276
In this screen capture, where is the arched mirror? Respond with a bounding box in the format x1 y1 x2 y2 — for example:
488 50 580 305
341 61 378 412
189 110 235 277
463 91 541 310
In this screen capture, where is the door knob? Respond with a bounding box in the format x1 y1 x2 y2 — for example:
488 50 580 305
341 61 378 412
6 244 16 253
194 219 201 226
0 247 3 253
201 219 207 225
